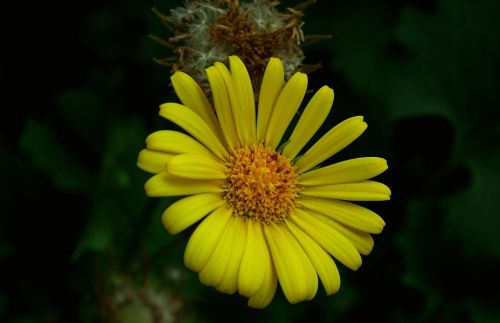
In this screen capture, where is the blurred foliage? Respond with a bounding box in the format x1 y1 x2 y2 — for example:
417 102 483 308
3 0 500 322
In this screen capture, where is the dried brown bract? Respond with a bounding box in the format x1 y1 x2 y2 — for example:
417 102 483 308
152 0 328 91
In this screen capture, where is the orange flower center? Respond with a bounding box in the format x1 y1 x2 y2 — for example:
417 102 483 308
223 144 299 224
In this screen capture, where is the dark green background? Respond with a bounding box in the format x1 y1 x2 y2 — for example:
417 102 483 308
3 0 500 322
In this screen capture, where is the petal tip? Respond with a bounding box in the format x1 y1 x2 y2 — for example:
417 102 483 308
161 212 177 235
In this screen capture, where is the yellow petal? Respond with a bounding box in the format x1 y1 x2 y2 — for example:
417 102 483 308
286 220 340 295
294 116 367 173
184 206 233 272
301 180 391 201
320 217 375 255
290 208 362 271
257 57 284 142
282 86 334 160
229 56 256 143
247 243 277 309
238 221 267 297
159 103 227 160
161 193 225 234
145 130 215 158
265 72 308 149
167 154 227 180
299 157 388 185
215 217 247 294
214 62 246 146
137 149 173 174
144 172 223 197
170 71 222 141
264 223 318 303
299 196 385 234
206 66 239 149
199 216 244 290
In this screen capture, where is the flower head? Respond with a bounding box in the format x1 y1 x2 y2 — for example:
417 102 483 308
137 56 390 308
151 0 318 90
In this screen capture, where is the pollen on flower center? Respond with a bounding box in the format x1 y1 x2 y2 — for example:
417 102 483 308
223 143 300 224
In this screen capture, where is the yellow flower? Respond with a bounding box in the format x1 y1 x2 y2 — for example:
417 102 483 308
137 56 390 308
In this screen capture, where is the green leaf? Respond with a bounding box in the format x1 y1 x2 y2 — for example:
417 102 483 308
443 151 500 259
466 300 500 323
19 120 93 192
379 58 454 121
325 4 393 95
72 117 150 261
392 0 500 126
71 204 114 261
396 199 444 319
